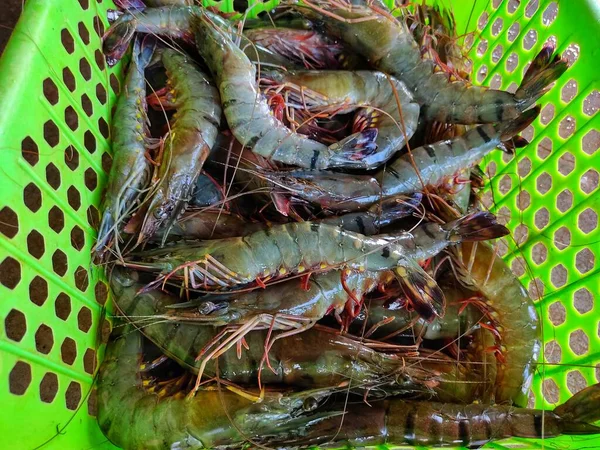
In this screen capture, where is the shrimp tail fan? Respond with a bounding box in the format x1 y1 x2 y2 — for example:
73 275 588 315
443 211 509 242
394 260 445 321
554 382 600 434
514 44 568 110
494 105 541 153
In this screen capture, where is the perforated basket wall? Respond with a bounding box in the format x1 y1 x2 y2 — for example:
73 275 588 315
0 0 598 449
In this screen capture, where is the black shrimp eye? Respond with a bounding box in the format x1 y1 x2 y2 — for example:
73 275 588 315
302 397 319 412
198 301 216 315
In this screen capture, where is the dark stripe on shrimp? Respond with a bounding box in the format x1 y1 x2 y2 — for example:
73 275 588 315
355 216 366 235
310 150 320 170
459 419 471 446
381 246 390 258
404 405 417 444
424 145 436 158
310 222 321 233
495 99 505 121
387 166 401 179
534 414 543 437
222 98 238 109
422 225 436 239
476 126 492 143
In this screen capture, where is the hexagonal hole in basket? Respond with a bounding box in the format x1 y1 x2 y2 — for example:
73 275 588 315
65 146 80 171
569 329 589 356
575 248 595 274
43 78 59 106
554 225 571 251
45 163 61 190
557 152 575 176
542 1 558 26
582 130 599 155
0 257 21 290
23 183 42 212
61 337 77 365
35 324 54 355
21 136 39 166
583 90 599 116
5 309 26 342
581 169 599 194
9 361 32 395
537 137 553 160
29 276 48 306
55 293 71 321
536 172 552 195
558 116 576 139
578 208 598 235
531 242 547 265
66 381 82 410
544 340 561 364
523 29 537 51
507 22 520 42
48 206 65 234
567 370 588 395
548 300 566 326
573 288 593 315
550 263 568 288
52 250 68 277
40 372 59 403
534 207 549 230
0 207 19 239
556 189 573 213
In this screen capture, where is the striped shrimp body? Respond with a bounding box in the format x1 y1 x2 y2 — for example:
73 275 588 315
98 328 341 450
95 38 155 256
110 270 439 396
263 69 420 168
138 49 221 244
452 241 540 407
294 383 600 448
302 0 568 124
123 212 507 320
268 108 539 212
192 10 386 169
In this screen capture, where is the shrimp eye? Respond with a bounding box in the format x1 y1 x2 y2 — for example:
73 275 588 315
302 397 319 412
198 301 216 315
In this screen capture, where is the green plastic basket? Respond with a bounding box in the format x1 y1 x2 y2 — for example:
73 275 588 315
0 0 598 448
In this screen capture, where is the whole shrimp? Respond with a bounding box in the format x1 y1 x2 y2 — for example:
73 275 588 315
98 328 342 450
286 382 600 448
451 241 540 407
192 10 385 169
122 212 508 320
110 269 440 396
264 107 538 212
138 48 221 244
262 69 420 168
299 0 568 124
95 37 155 256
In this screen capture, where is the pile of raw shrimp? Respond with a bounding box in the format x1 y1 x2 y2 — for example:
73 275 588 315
93 1 600 449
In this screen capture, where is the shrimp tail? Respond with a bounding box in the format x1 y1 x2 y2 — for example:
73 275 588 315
330 128 379 163
554 382 600 433
103 14 137 65
514 45 568 110
443 211 509 243
495 105 541 153
395 260 445 321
